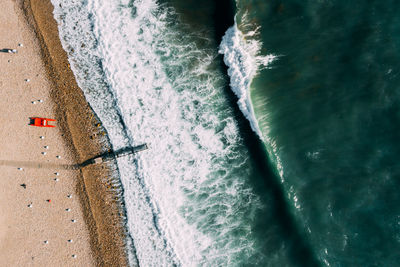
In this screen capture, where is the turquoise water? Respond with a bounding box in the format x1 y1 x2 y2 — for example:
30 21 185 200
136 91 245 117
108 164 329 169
51 0 400 265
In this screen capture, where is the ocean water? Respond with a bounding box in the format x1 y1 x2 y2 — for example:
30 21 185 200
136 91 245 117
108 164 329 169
50 0 400 266
235 0 400 266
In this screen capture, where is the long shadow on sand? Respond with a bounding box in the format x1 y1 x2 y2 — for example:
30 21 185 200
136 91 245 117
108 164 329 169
0 144 148 171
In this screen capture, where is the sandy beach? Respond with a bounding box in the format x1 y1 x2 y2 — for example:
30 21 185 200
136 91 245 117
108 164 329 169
0 0 129 266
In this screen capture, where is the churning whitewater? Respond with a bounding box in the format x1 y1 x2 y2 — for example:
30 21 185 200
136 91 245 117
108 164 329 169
50 0 270 265
219 22 276 139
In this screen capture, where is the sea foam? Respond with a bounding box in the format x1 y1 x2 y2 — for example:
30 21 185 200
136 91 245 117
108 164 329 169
51 0 265 265
219 23 276 140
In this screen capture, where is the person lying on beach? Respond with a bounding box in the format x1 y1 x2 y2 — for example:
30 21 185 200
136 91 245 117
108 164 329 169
0 48 17 53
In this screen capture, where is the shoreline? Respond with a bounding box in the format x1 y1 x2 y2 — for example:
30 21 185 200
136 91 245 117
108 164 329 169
17 0 130 265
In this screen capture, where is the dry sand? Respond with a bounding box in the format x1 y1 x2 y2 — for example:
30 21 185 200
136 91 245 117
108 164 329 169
0 0 129 266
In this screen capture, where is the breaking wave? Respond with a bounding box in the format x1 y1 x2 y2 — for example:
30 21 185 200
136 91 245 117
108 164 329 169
51 0 267 265
219 21 276 140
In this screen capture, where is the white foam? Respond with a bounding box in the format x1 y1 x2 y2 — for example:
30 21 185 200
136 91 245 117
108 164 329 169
51 0 264 265
219 23 277 140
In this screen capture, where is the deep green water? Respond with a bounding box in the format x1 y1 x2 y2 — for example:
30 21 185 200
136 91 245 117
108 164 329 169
242 0 400 266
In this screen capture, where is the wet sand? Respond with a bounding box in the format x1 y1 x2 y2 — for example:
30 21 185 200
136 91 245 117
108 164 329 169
0 0 129 266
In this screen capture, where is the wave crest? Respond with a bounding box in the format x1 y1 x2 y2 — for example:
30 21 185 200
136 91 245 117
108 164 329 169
219 22 276 140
